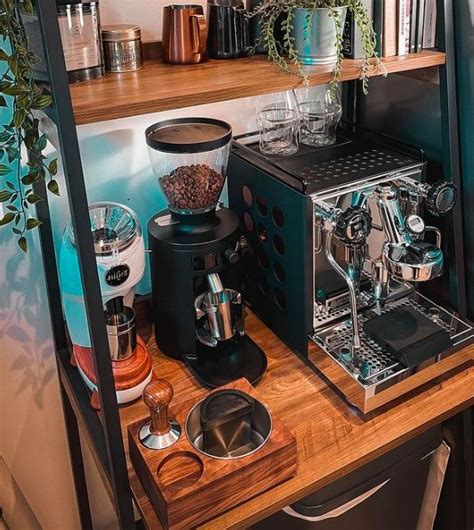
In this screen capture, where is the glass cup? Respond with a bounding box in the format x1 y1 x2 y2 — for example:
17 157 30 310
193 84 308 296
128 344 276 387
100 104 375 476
256 108 299 156
296 87 342 147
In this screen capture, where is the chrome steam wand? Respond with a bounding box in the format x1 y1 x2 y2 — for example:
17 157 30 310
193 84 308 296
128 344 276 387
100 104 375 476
317 203 372 357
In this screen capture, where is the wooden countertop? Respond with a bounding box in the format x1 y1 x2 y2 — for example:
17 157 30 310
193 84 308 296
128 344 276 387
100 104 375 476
71 50 446 125
121 311 474 530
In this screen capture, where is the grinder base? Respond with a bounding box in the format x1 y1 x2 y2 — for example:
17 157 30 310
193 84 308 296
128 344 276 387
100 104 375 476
183 334 267 388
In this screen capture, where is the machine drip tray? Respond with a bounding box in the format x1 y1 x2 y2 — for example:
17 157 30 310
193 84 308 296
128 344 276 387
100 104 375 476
310 291 474 412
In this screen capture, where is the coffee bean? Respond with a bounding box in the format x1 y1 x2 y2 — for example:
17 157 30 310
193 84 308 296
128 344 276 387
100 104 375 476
159 164 225 212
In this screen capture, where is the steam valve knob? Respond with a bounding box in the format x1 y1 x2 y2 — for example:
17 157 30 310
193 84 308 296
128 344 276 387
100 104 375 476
336 206 372 245
139 379 181 450
426 181 457 216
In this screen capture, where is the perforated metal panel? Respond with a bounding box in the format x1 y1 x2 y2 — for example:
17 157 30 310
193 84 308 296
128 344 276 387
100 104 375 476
240 134 423 195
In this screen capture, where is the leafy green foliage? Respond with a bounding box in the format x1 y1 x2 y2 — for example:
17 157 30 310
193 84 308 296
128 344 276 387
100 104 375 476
250 0 384 93
0 0 59 252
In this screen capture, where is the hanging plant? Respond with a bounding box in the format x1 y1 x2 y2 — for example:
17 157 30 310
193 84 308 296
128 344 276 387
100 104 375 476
0 0 59 253
251 0 384 94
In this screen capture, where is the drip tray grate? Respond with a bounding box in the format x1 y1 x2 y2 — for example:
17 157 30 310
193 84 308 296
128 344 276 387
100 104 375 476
312 293 472 386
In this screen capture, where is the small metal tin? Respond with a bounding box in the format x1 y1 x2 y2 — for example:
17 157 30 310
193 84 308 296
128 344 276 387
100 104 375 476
102 24 143 72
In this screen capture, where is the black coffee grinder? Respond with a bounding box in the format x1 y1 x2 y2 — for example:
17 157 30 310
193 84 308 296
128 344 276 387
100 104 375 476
146 118 267 388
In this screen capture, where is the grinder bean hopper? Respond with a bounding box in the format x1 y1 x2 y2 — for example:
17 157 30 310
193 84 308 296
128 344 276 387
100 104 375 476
146 118 267 388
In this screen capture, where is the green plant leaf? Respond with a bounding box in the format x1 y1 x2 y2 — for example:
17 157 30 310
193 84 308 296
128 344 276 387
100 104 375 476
7 204 17 211
18 236 27 253
13 109 26 128
0 190 12 202
0 49 9 61
12 227 21 235
6 181 16 190
23 0 33 15
0 212 15 225
0 164 11 176
3 84 27 96
26 218 41 230
36 134 47 151
21 172 39 185
0 95 7 107
32 95 53 110
6 146 19 162
47 179 60 196
26 193 42 204
48 158 58 175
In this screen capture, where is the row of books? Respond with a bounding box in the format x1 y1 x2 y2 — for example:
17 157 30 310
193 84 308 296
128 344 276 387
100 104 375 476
343 0 437 59
376 0 437 57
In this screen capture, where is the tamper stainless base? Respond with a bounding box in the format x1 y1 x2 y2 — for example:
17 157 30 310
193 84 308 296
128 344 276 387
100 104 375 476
139 419 181 450
139 379 181 450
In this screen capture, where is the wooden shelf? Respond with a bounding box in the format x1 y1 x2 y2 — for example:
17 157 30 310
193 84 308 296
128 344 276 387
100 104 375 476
120 308 473 530
70 50 446 126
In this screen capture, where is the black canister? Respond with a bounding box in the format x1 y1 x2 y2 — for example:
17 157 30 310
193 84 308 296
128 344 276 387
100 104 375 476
248 0 285 55
206 0 250 59
56 0 104 83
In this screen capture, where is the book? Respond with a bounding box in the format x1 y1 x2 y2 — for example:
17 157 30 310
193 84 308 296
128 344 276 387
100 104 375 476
342 0 374 59
397 0 411 55
374 0 384 56
383 0 397 56
397 0 407 55
415 0 426 52
423 0 437 48
409 0 418 53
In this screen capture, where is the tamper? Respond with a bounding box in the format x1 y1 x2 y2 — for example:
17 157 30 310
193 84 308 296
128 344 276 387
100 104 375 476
140 379 181 450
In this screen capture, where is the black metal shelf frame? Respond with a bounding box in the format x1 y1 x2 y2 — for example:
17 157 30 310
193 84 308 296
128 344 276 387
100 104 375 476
25 0 470 529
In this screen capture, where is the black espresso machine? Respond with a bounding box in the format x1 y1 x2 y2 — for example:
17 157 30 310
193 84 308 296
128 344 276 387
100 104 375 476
228 124 474 413
146 118 267 388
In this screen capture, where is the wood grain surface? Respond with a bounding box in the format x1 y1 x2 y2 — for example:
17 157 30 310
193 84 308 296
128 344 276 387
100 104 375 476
115 308 473 530
128 378 296 529
70 50 446 125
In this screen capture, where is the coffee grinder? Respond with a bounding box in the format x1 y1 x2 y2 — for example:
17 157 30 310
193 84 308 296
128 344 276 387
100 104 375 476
59 202 153 409
146 118 267 388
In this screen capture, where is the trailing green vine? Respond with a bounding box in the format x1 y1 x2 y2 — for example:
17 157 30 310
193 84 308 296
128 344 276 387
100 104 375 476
0 0 58 253
251 0 384 94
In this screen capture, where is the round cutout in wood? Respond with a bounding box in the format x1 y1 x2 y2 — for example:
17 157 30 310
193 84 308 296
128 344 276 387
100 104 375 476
157 451 204 497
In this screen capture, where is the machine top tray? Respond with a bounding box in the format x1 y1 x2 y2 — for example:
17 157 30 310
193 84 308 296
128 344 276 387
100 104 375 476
234 130 423 195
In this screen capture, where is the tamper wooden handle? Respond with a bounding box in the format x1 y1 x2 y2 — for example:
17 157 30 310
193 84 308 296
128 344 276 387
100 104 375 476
143 379 174 436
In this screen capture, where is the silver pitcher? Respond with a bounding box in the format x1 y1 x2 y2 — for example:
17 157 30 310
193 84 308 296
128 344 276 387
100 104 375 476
104 297 137 361
195 273 242 347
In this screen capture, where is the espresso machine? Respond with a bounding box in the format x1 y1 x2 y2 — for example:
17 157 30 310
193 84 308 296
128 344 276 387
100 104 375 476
146 117 267 388
228 125 473 413
59 202 153 409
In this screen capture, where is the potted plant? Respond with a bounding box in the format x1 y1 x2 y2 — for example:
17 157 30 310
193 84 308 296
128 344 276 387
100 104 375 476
0 0 58 252
251 0 382 93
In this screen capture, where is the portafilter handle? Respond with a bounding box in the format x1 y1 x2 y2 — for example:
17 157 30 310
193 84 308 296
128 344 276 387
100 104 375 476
140 380 181 450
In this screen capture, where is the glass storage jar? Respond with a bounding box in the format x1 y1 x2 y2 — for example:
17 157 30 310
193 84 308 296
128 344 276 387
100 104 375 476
56 0 104 83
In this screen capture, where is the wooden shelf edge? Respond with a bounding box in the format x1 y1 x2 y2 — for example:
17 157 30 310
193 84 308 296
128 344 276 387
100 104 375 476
72 50 446 126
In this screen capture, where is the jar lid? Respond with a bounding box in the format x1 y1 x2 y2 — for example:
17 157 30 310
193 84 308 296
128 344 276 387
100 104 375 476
66 202 141 256
56 0 99 5
145 118 232 154
102 24 141 42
